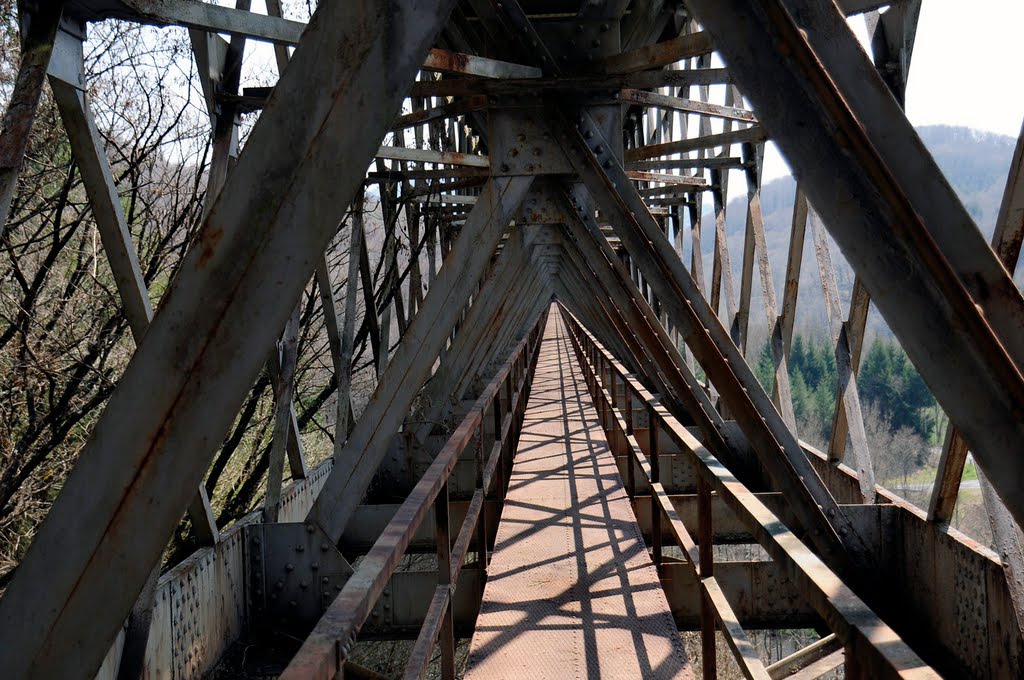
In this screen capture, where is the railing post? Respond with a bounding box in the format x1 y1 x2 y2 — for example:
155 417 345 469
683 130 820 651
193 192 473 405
610 368 618 416
625 383 634 435
649 402 661 569
475 421 489 570
503 375 515 482
493 394 506 498
698 474 715 680
434 481 455 680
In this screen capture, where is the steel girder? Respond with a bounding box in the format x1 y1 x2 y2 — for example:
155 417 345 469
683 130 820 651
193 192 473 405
306 175 534 544
686 0 1024 531
547 106 868 576
0 0 458 675
0 1 1021 678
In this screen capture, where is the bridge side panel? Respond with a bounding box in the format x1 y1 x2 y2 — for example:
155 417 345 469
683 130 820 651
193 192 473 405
94 459 334 680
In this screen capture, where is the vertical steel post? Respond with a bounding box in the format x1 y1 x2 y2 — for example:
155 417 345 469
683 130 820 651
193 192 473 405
698 474 715 679
435 480 456 680
649 402 661 569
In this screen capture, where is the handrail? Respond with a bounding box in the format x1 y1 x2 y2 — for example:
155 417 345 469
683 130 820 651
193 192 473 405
558 304 938 680
281 308 547 680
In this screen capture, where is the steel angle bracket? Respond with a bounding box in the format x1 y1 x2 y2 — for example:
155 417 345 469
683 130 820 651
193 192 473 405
247 522 354 635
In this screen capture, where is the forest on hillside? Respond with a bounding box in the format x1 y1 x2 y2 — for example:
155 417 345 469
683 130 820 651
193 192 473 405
752 335 942 486
703 124 1020 341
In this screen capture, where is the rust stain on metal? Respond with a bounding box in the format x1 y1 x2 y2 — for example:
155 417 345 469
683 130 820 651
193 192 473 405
197 226 225 267
424 48 471 74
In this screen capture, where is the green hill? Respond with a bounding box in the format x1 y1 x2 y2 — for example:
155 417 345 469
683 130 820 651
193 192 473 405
700 125 1018 341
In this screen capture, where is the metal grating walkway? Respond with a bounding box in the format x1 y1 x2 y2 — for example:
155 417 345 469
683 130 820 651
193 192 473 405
465 308 692 679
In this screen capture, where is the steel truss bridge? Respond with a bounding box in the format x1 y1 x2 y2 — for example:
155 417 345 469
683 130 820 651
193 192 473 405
0 0 1023 678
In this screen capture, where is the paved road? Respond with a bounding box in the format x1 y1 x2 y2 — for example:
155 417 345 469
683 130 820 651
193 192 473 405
894 479 981 493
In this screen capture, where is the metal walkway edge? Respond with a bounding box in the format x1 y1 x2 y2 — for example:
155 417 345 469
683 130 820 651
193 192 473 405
465 307 693 679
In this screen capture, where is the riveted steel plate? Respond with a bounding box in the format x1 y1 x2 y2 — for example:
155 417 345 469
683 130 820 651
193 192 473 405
247 522 353 634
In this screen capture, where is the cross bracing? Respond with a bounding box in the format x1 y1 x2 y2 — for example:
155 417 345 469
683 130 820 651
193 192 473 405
0 0 1022 678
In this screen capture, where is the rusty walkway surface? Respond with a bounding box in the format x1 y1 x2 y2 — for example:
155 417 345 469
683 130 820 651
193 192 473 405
465 308 692 679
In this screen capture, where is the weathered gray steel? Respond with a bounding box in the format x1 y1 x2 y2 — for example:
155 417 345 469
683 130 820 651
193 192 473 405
48 29 229 676
930 117 1024 523
263 306 301 522
564 310 939 679
283 311 544 679
0 0 457 674
601 30 712 74
687 0 1024 531
377 145 490 168
101 0 304 44
46 29 152 344
307 176 534 544
807 210 876 501
739 143 798 431
556 107 868 574
823 0 919 474
1 1 1022 677
0 1 62 238
626 126 766 161
411 231 530 442
619 88 756 122
423 47 541 79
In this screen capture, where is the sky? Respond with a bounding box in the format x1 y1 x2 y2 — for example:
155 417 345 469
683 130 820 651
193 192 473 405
760 1 1024 183
906 0 1024 137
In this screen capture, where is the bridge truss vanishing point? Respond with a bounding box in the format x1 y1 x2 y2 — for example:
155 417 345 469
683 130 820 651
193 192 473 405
1 0 1024 678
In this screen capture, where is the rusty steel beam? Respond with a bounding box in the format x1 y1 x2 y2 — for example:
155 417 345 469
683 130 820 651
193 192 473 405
601 30 713 74
686 0 1024 531
0 1 63 238
618 89 756 123
625 126 767 162
423 47 541 78
630 171 708 187
283 311 544 679
0 0 458 675
408 68 731 98
554 105 870 576
377 145 490 168
115 0 305 44
307 176 534 544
